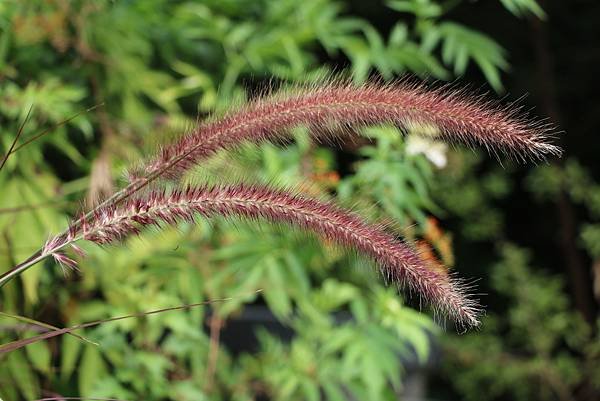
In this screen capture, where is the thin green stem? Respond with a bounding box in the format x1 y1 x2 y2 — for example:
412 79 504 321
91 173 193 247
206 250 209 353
0 251 45 288
0 235 83 288
1 113 233 286
0 164 161 287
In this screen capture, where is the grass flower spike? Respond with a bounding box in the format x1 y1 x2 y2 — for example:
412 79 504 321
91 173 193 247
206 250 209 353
1 78 561 331
139 80 560 181
54 184 481 328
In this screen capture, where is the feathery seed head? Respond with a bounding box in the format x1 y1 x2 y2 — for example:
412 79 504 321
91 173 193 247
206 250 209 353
75 184 481 328
46 78 563 331
136 80 560 182
9 78 564 332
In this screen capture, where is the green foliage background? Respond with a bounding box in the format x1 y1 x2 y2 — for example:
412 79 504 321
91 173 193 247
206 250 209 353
0 0 598 400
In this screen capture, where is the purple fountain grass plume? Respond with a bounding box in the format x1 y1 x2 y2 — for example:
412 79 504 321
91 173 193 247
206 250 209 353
135 79 560 182
0 78 563 331
46 184 481 328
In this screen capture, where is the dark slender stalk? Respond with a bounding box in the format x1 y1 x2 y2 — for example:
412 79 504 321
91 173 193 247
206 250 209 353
0 105 33 171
